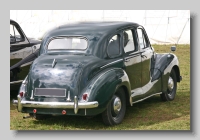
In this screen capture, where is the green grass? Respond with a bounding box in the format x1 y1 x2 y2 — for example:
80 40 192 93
10 44 190 130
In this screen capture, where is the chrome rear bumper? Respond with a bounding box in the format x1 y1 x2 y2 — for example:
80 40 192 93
13 95 98 114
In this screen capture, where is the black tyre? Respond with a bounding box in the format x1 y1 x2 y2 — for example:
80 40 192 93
160 69 177 101
102 88 126 126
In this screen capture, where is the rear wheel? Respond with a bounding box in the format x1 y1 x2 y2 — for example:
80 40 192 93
160 69 177 101
102 88 126 125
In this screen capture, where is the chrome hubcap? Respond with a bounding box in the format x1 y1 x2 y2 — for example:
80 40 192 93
113 97 121 115
168 76 174 92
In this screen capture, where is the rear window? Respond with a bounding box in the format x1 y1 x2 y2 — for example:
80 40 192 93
48 37 88 50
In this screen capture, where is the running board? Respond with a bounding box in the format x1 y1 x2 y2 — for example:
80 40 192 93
131 92 162 105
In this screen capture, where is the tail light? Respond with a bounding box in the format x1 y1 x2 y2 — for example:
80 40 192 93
19 92 24 97
18 76 28 98
82 93 88 101
62 110 66 115
33 109 37 113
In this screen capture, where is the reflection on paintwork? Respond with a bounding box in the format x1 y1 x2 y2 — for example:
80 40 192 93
124 55 142 90
163 54 179 75
131 79 158 96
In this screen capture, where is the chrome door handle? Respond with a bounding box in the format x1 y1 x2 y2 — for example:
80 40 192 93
141 55 147 58
125 59 130 62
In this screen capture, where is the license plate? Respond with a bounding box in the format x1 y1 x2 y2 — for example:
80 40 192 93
34 88 66 97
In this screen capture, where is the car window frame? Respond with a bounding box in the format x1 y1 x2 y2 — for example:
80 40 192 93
122 28 139 55
136 26 152 51
106 33 122 59
45 36 89 51
10 23 26 43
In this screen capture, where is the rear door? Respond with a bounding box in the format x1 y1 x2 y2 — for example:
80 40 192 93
136 27 159 98
122 28 143 102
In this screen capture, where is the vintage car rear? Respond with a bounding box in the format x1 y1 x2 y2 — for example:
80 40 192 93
13 22 128 118
13 21 182 126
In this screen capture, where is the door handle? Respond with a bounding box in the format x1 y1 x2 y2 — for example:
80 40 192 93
141 55 147 58
124 59 130 62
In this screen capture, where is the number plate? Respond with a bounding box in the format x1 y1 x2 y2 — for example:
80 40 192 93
34 88 66 97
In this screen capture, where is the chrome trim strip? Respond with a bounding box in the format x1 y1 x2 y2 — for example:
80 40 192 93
66 91 71 101
100 59 123 69
17 95 22 111
52 58 56 68
132 92 162 104
125 53 141 60
10 80 23 84
89 68 119 92
30 90 34 100
20 101 98 109
22 76 28 84
74 96 78 114
46 36 89 52
20 61 33 67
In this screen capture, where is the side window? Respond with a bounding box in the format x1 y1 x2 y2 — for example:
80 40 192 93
137 28 149 49
123 30 135 53
107 34 120 58
10 24 24 43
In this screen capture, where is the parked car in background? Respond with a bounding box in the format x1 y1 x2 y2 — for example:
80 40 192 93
13 21 182 125
10 19 41 89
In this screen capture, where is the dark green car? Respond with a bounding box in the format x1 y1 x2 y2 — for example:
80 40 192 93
13 21 182 125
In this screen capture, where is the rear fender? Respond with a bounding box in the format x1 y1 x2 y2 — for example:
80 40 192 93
78 68 131 108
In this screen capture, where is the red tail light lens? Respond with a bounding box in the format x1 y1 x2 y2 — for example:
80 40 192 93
19 92 24 97
82 93 88 101
33 109 37 113
62 110 66 115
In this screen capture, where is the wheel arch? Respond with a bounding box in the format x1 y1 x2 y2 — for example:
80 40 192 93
80 68 132 110
172 65 181 82
120 85 132 106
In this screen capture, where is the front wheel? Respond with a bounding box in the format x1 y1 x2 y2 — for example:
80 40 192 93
102 88 126 126
160 69 177 101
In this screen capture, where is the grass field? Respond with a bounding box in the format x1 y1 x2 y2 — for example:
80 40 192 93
10 44 190 130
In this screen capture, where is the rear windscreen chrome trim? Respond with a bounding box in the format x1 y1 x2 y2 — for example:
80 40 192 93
46 36 88 51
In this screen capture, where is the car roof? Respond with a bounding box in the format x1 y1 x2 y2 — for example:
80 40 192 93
10 19 21 27
10 19 17 24
40 21 141 58
44 21 140 38
59 21 139 30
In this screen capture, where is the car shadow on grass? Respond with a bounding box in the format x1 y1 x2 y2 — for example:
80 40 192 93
123 92 190 129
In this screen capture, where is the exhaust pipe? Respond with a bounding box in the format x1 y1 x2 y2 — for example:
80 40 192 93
23 116 32 119
23 113 34 119
12 99 18 106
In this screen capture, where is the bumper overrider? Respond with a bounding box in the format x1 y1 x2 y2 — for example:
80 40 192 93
13 95 99 114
